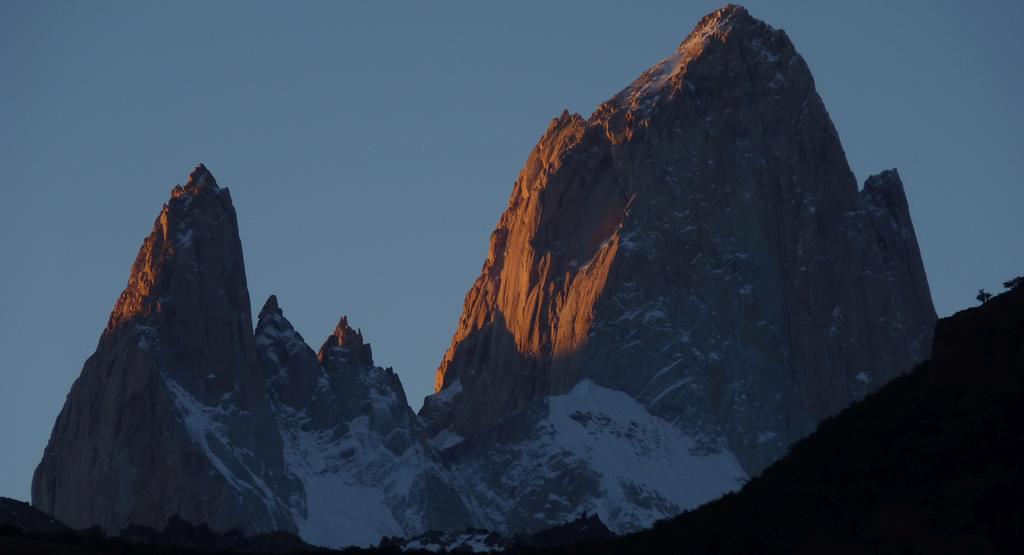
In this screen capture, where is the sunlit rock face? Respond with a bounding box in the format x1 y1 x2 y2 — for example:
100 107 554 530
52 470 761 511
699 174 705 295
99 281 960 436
32 165 297 534
423 4 936 533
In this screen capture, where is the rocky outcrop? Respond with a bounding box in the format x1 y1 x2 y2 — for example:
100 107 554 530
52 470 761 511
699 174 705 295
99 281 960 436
31 166 468 548
32 165 296 535
256 299 472 547
423 4 936 533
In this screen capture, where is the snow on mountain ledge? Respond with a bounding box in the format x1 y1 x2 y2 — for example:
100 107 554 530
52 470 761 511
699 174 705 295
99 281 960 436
547 380 747 530
448 380 747 535
255 300 474 548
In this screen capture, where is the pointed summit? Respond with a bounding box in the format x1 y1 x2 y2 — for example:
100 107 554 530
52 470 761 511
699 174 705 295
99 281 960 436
331 315 366 349
170 163 221 200
255 294 299 349
609 4 790 115
318 315 374 367
257 312 473 544
259 294 281 320
425 3 936 534
187 162 218 189
34 165 292 536
107 165 245 332
683 4 754 46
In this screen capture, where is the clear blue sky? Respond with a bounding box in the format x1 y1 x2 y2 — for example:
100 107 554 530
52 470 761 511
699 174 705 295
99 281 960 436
1 0 1021 502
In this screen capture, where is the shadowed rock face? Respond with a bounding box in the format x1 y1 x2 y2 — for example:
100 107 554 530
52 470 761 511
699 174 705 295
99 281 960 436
255 300 473 547
0 497 70 535
423 4 936 532
32 165 297 535
32 167 472 548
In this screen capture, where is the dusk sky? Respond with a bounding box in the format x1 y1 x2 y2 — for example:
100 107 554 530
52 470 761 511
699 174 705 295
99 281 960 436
1 0 1021 503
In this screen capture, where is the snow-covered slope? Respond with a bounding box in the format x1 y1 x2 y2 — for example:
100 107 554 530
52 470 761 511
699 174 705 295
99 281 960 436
438 380 745 534
255 297 472 547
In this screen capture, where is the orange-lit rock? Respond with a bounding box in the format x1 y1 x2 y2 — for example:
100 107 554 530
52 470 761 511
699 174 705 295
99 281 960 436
422 4 936 533
317 315 374 368
33 165 296 535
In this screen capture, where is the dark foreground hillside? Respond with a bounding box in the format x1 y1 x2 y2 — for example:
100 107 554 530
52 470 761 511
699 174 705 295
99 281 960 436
3 287 1021 554
545 286 1023 554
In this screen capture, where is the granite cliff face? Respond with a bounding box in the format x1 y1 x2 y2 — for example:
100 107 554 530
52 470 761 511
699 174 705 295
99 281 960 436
32 165 296 534
32 166 467 547
255 299 472 547
422 4 936 533
32 4 937 547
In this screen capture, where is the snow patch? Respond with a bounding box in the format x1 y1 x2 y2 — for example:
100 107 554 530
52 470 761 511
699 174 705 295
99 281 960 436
430 428 464 450
547 380 746 531
278 411 407 547
176 228 193 248
162 377 282 526
452 380 747 534
431 379 463 404
756 431 777 444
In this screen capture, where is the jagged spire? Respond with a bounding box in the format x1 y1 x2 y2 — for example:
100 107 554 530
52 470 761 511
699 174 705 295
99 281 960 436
259 294 281 319
108 164 241 331
330 315 362 347
36 161 291 535
318 314 374 368
187 163 218 190
171 163 221 200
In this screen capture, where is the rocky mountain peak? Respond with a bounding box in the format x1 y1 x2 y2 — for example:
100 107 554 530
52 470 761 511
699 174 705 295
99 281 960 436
258 294 282 319
107 164 243 333
424 4 936 535
318 315 374 368
682 4 753 44
255 294 307 353
34 165 293 536
604 3 787 118
253 304 472 546
169 164 220 201
183 162 218 190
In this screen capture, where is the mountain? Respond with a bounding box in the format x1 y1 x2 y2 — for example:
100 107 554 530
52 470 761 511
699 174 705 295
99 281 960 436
31 166 468 548
32 4 940 547
552 284 1024 554
255 298 472 546
10 284 1019 553
421 4 936 534
33 165 297 535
